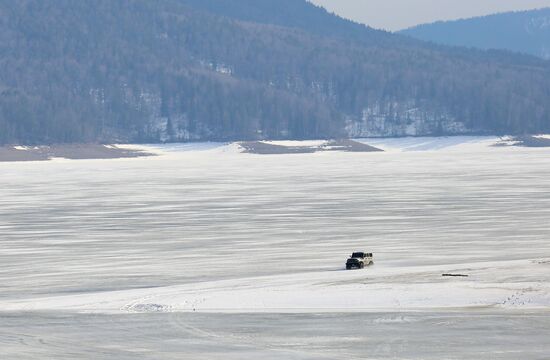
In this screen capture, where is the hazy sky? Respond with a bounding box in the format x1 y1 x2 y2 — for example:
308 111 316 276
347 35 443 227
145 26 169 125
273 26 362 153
309 0 550 31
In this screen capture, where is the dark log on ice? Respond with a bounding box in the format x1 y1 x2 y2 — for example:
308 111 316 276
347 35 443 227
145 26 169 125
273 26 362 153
442 274 469 277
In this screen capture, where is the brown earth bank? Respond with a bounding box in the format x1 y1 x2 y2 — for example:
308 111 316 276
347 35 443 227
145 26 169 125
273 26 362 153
514 136 550 147
239 139 383 154
494 135 550 148
0 145 153 162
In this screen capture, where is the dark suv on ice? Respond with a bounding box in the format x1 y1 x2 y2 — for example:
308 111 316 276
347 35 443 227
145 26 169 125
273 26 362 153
346 252 373 270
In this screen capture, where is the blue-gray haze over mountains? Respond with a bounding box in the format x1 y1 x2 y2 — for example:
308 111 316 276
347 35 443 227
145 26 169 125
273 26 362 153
400 8 550 60
311 0 550 31
1 0 550 145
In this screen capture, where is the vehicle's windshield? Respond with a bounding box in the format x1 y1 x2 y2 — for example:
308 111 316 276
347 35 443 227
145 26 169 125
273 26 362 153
352 253 364 258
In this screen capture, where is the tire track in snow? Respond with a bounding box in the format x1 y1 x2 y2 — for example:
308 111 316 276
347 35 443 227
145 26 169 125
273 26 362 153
168 312 356 360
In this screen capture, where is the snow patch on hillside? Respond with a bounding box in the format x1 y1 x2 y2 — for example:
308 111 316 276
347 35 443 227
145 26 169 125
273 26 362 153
347 101 469 138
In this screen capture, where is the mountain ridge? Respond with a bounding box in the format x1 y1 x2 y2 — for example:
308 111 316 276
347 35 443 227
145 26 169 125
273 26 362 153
1 0 549 145
400 8 550 60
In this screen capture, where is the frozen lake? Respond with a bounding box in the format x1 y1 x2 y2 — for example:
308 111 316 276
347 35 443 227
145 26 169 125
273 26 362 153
2 311 550 359
1 137 550 358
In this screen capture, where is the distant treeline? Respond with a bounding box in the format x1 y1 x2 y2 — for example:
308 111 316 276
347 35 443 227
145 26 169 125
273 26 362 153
0 0 549 144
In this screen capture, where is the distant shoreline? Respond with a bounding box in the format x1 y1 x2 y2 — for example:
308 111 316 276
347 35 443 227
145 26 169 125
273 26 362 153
0 144 154 163
239 139 383 154
2 135 549 162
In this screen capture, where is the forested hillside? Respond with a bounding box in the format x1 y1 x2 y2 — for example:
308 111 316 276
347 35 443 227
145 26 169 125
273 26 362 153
1 0 550 144
401 8 550 60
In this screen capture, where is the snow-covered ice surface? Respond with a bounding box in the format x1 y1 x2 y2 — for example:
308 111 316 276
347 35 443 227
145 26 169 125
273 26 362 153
1 136 550 359
263 140 328 147
355 136 500 152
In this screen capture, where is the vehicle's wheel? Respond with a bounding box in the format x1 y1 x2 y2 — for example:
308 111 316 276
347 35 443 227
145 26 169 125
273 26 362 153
360 263 364 269
346 265 351 270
